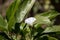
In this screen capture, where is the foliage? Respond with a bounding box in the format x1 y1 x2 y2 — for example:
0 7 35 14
0 0 60 40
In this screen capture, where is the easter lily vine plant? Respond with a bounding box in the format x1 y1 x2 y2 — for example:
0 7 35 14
0 0 60 40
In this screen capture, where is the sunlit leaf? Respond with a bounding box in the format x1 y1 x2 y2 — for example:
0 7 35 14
34 15 51 26
6 0 22 31
16 0 36 23
43 25 60 33
40 10 59 20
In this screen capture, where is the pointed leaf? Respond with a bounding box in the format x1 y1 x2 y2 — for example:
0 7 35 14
43 25 60 33
6 0 22 31
0 15 8 31
34 15 51 25
48 36 58 40
16 0 36 23
40 10 59 20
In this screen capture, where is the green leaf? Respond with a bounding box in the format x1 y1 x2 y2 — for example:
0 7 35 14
0 15 8 31
48 36 58 40
20 23 26 30
34 15 51 26
16 0 36 23
40 10 59 20
39 35 58 40
43 25 60 33
6 0 22 19
6 0 22 31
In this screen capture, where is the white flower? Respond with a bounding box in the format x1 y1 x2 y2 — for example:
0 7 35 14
25 17 36 26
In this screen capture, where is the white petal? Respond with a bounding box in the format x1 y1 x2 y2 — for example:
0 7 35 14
25 17 36 25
